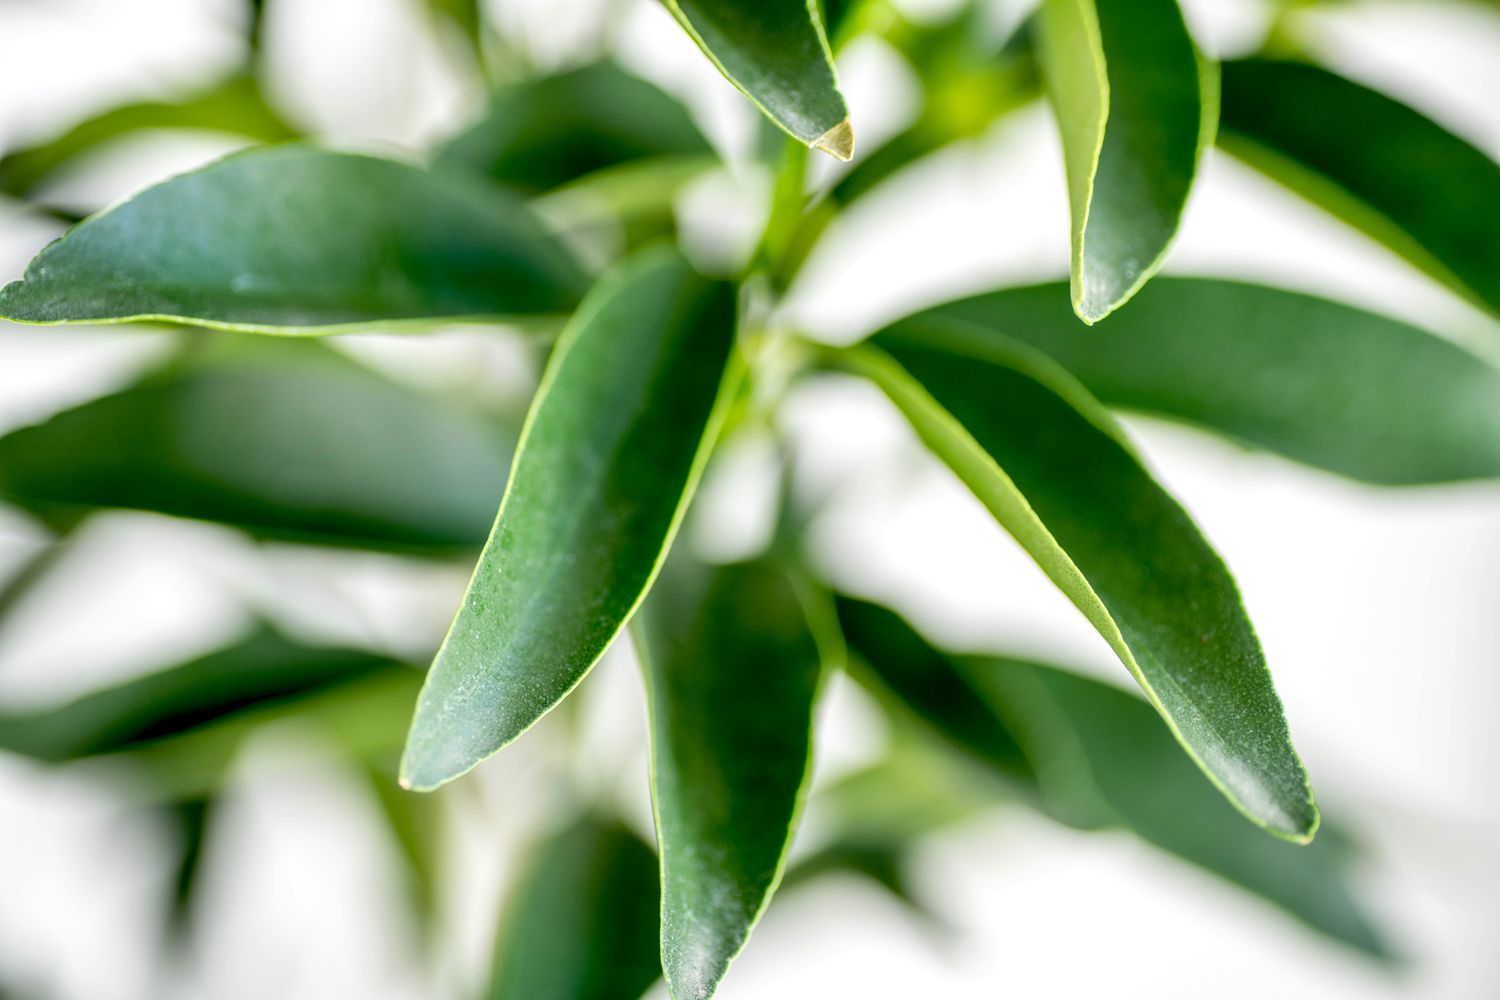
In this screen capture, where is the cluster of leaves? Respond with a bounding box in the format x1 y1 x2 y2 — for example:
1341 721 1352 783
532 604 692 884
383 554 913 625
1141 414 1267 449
2 0 1498 995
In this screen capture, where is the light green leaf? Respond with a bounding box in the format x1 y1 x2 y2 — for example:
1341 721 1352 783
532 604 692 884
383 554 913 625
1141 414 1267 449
400 248 740 791
1219 57 1500 319
828 318 1317 840
659 0 853 159
0 145 585 333
486 816 661 1000
836 595 1392 958
437 61 714 194
1037 0 1215 322
0 628 408 762
0 73 298 203
923 278 1500 485
633 559 827 1000
0 337 512 550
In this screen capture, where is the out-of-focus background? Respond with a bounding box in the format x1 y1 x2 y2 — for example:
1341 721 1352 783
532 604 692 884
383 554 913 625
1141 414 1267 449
1 0 1497 997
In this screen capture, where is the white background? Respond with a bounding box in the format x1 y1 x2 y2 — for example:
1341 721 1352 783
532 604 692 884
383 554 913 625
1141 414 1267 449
0 0 1497 997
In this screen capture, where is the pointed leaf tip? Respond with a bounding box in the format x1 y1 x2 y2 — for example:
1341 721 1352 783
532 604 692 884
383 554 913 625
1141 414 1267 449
813 119 855 161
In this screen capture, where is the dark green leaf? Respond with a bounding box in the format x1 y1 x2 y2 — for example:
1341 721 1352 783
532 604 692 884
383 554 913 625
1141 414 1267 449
0 73 297 203
400 249 740 791
0 145 585 332
437 62 714 195
838 596 1391 957
0 337 512 551
0 627 407 762
163 794 216 936
1037 0 1214 322
633 559 826 1000
924 278 1500 485
830 319 1317 840
659 0 853 159
486 816 660 1000
1219 57 1500 319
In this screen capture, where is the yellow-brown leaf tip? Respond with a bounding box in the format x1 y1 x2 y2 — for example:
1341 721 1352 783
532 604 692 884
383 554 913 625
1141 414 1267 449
812 119 855 162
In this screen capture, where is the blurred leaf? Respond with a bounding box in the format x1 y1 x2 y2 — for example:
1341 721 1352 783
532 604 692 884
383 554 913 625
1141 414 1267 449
437 61 714 195
363 760 442 940
658 0 853 160
837 595 1392 958
1037 0 1215 322
0 73 297 203
633 559 826 1000
1219 57 1500 319
0 627 407 762
0 146 585 332
0 337 512 551
400 249 740 791
923 278 1500 485
163 794 216 937
486 815 660 1000
829 320 1318 840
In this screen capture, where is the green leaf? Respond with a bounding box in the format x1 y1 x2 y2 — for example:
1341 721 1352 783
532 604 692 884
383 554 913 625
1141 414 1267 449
633 559 827 1000
1036 0 1215 322
659 0 853 160
837 596 1392 958
0 73 298 203
437 61 714 195
486 816 661 1000
1218 57 1500 319
0 145 585 333
923 278 1500 485
828 319 1318 840
0 337 513 551
0 627 407 762
400 248 740 791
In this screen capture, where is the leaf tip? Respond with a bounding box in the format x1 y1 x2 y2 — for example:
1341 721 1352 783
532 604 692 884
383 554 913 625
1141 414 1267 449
812 119 855 162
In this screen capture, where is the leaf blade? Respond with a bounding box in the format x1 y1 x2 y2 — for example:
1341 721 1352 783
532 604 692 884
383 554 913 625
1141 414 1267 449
399 249 740 791
831 320 1318 839
1218 57 1500 319
0 145 585 332
923 278 1500 485
659 0 852 159
634 559 826 1000
1037 0 1213 322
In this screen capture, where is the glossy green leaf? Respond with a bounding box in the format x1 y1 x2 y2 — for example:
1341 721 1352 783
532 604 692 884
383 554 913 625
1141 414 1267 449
924 278 1500 485
836 595 1391 957
659 0 853 160
0 73 298 202
437 62 714 194
633 559 826 1000
1037 0 1215 322
0 627 407 762
486 816 661 1000
0 145 585 332
1219 57 1500 318
0 337 512 551
830 319 1318 840
400 249 740 791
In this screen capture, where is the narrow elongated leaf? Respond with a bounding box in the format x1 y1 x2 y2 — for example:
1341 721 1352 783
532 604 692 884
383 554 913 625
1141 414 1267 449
486 816 660 1000
1037 0 1214 322
438 62 713 194
924 278 1500 485
400 249 740 791
633 559 826 1000
0 73 298 202
837 596 1391 957
1219 58 1500 319
659 0 853 160
830 319 1317 840
0 145 585 332
0 337 512 550
0 628 406 762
